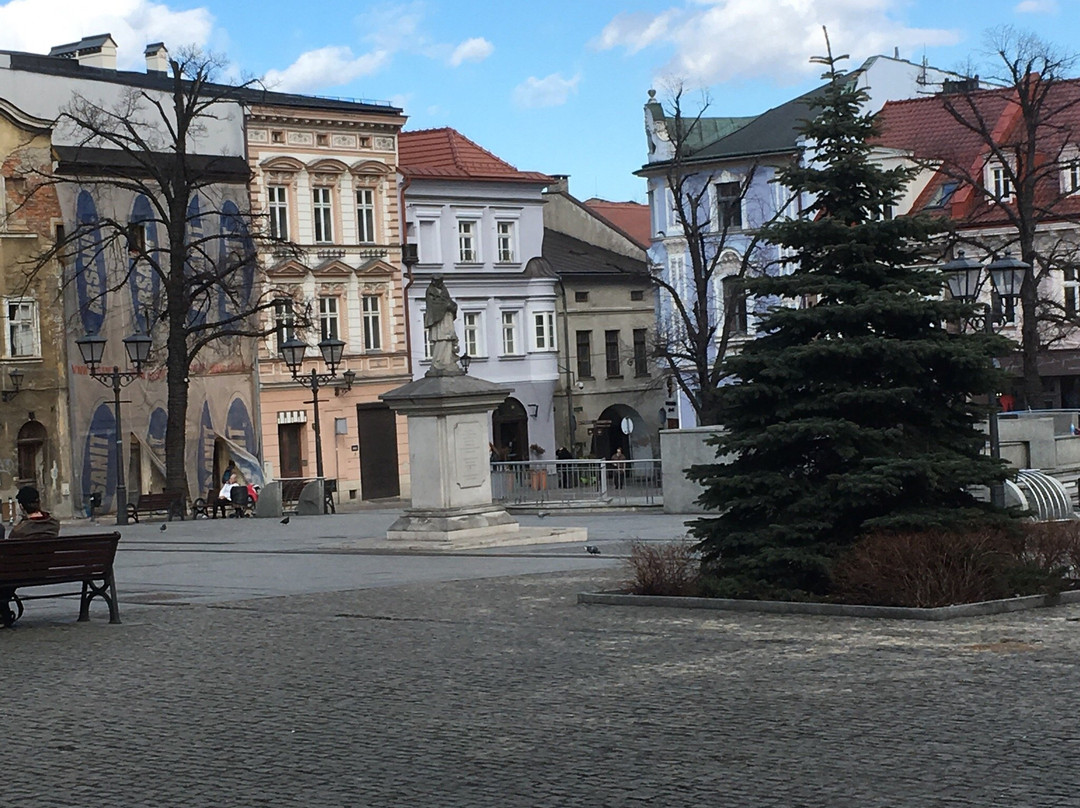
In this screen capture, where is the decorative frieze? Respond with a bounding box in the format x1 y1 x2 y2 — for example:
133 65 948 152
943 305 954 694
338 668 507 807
287 131 315 146
248 129 269 143
332 134 358 149
374 136 395 151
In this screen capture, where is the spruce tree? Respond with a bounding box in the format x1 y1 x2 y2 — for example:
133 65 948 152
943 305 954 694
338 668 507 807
689 41 1014 599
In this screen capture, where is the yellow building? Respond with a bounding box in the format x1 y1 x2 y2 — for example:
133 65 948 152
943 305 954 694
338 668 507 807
246 94 411 502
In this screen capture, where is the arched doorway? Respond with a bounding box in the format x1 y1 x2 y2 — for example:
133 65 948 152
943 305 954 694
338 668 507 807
593 404 648 460
492 397 529 461
16 420 47 488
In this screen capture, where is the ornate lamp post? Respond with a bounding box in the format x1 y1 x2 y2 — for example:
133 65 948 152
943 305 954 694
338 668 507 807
279 335 354 512
1 368 24 402
76 326 152 525
941 250 1029 509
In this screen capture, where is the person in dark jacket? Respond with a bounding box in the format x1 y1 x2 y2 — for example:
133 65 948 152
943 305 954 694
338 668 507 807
8 486 60 539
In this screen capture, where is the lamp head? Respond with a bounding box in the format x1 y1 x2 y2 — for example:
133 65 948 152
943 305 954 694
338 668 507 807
459 352 471 374
123 328 152 372
986 252 1029 299
318 336 345 373
76 332 107 372
941 250 984 302
279 337 307 374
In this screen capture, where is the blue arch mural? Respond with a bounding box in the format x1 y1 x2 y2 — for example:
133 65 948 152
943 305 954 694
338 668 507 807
129 194 161 333
82 403 116 511
74 190 108 335
217 199 256 322
197 400 215 496
186 194 209 328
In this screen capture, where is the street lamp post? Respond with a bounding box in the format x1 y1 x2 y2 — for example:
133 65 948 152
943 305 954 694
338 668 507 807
942 250 1029 509
279 335 354 513
76 327 152 525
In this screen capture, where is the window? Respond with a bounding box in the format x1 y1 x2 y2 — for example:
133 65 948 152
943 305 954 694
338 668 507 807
268 186 289 240
271 131 284 143
534 312 556 350
463 312 480 356
313 187 333 243
605 330 621 377
317 134 329 146
574 291 589 303
925 181 958 210
458 220 477 262
273 298 296 347
991 166 1013 201
630 289 645 302
632 329 649 377
318 296 339 342
576 330 592 378
715 181 743 230
501 311 519 355
127 222 146 255
1065 160 1080 195
1066 267 1078 318
5 299 38 358
417 218 440 263
496 221 516 262
723 276 749 335
996 293 1018 325
356 188 375 244
362 295 381 351
669 254 688 301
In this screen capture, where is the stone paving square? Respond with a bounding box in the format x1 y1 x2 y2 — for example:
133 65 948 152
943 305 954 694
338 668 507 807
5 562 1080 807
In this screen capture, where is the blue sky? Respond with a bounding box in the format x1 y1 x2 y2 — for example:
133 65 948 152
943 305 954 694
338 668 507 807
0 1 1077 203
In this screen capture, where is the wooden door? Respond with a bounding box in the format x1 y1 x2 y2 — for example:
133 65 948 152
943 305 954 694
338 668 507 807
356 404 400 500
278 423 303 478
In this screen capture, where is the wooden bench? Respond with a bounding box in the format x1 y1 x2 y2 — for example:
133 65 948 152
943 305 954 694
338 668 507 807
191 488 229 519
127 491 186 523
0 532 121 627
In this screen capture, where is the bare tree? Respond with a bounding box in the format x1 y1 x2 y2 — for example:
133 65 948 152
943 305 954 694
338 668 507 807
929 27 1080 406
18 49 303 502
645 85 790 425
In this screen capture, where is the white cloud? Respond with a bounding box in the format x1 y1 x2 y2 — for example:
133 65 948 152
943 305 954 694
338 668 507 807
593 0 960 87
262 46 389 93
512 73 581 108
0 0 214 69
449 37 493 67
1014 0 1058 13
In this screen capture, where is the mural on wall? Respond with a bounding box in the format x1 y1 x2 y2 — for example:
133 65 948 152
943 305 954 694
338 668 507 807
217 199 256 321
65 184 261 512
81 403 116 509
129 193 161 333
74 190 107 335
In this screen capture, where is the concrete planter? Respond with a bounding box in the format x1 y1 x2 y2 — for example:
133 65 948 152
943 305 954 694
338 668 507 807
577 588 1080 621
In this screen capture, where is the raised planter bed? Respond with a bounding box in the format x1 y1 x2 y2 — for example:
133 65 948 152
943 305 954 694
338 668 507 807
577 588 1080 621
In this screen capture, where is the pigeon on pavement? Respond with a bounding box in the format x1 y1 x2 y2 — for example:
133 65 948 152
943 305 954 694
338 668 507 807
585 545 600 555
280 516 290 525
159 524 167 531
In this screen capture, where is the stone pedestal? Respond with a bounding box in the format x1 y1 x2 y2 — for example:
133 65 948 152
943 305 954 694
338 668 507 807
381 374 520 547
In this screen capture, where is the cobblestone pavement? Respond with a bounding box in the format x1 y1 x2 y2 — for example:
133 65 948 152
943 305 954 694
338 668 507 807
5 564 1080 807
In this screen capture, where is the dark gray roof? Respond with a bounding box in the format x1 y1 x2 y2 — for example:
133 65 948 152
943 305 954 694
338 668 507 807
542 230 647 278
53 145 250 183
3 51 402 116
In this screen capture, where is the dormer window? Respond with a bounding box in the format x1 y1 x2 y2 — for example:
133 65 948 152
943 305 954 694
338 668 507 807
1063 158 1080 195
989 165 1013 202
925 180 958 210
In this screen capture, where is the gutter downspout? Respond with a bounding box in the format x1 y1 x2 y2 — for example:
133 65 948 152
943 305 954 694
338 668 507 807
557 276 575 451
398 171 414 376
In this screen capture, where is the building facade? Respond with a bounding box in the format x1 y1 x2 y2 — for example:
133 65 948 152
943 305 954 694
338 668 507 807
398 128 556 461
245 94 411 502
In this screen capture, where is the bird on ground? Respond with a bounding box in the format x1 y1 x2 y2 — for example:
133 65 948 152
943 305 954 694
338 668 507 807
159 524 167 531
585 545 600 555
280 516 290 525
537 511 549 519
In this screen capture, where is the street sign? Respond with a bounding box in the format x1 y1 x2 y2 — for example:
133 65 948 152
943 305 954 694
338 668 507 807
621 417 634 434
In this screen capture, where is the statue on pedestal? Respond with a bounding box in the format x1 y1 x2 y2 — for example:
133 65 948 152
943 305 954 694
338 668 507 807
424 275 461 376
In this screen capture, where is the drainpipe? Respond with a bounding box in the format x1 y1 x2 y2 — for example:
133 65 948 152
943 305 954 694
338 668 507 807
557 277 575 451
398 172 415 375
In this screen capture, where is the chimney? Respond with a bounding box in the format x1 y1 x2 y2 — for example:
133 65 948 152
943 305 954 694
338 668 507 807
50 34 117 70
548 174 570 194
145 42 169 74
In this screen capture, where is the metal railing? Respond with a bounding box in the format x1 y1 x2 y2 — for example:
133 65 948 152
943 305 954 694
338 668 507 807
490 459 662 507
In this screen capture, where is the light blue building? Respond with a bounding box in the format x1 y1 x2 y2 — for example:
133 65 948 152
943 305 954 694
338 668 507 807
638 55 961 427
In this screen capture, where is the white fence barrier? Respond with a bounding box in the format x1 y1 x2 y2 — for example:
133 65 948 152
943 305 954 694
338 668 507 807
490 459 662 506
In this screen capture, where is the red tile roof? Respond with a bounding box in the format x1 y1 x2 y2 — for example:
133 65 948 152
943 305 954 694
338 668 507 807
398 127 552 184
873 78 1080 225
583 199 651 249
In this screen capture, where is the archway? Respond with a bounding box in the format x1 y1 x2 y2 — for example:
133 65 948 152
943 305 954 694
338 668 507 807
491 397 529 461
16 420 47 487
593 404 650 460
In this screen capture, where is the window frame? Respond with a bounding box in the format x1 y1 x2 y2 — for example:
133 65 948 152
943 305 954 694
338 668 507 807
4 297 40 359
500 310 520 355
575 330 592 379
632 328 649 377
1065 266 1078 318
989 164 1014 202
496 220 517 263
604 330 621 378
714 180 744 231
267 185 289 240
318 295 339 342
722 276 749 335
312 186 334 243
362 294 382 351
462 311 482 357
356 187 376 244
457 219 479 263
533 311 556 351
273 297 297 350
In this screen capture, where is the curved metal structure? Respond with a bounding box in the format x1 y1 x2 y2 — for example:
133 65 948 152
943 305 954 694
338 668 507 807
1005 469 1077 521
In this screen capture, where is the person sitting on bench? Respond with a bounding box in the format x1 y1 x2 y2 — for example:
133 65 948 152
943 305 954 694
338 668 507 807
9 486 60 539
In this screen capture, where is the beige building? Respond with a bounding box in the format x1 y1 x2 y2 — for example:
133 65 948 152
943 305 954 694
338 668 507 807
0 99 71 516
542 178 664 460
246 94 411 502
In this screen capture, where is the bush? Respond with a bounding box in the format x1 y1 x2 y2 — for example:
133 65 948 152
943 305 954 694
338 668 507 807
832 522 1080 608
624 541 701 596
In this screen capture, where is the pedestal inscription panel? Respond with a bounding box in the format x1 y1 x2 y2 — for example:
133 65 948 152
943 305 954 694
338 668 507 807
454 421 487 489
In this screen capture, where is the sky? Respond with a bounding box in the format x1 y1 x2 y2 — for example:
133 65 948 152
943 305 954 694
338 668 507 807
0 0 1078 204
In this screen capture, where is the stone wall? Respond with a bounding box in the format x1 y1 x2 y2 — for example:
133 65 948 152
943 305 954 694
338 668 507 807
659 427 726 514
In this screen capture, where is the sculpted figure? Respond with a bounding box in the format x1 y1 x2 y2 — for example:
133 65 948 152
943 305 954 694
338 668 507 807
424 275 461 375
